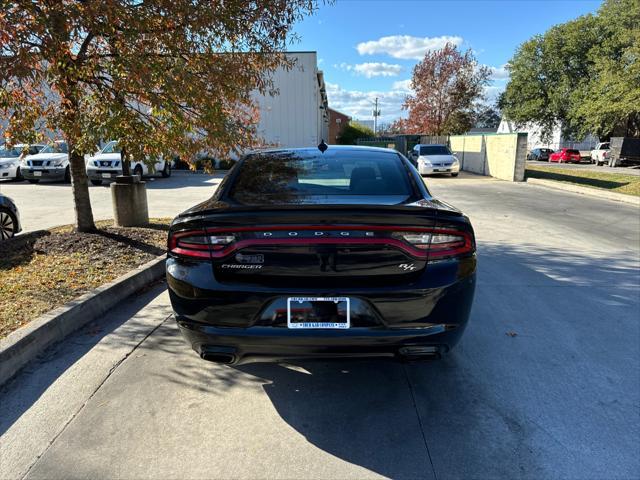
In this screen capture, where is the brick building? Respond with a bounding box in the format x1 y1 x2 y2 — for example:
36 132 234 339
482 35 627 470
327 108 351 144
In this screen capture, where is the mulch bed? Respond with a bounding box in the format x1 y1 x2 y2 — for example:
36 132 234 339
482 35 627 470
0 219 170 339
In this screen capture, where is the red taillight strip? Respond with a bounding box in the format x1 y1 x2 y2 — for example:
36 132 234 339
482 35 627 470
210 237 432 259
168 229 211 258
206 226 473 260
169 226 474 260
170 247 211 258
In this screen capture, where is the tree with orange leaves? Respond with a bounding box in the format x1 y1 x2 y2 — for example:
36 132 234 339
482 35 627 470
401 43 490 136
0 1 320 231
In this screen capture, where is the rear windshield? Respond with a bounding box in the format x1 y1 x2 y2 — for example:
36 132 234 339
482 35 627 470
567 149 580 154
419 145 451 156
228 150 413 205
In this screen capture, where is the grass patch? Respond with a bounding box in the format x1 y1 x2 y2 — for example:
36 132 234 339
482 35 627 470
0 219 171 339
526 165 640 197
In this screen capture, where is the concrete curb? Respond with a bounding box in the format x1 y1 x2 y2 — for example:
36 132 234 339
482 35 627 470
0 255 166 387
526 177 640 206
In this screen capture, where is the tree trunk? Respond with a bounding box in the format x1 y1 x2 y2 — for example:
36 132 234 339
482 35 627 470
68 147 96 232
121 146 131 176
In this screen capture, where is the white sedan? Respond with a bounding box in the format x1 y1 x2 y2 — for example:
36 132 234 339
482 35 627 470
0 144 45 181
411 144 460 177
86 141 172 185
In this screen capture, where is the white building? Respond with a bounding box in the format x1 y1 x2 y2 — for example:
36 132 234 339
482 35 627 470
253 51 328 149
498 118 599 151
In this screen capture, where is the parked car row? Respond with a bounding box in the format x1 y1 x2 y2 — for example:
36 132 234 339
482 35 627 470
0 140 172 184
527 138 640 167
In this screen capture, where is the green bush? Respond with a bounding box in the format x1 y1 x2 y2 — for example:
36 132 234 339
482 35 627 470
337 122 375 145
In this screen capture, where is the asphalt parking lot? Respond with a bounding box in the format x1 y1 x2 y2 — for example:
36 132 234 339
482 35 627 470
1 173 639 479
0 172 225 232
528 159 640 176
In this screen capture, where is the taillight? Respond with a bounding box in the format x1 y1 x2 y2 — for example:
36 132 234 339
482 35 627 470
393 229 474 259
168 229 235 259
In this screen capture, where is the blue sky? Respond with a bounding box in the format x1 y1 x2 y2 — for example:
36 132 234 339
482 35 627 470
292 0 601 124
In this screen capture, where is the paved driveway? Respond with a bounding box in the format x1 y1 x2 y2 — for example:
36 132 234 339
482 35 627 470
0 172 224 232
1 173 639 479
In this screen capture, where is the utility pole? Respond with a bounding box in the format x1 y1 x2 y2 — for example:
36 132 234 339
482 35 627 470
372 97 380 136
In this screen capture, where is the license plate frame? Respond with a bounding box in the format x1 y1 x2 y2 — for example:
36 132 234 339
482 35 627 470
287 297 350 329
34 171 42 177
102 173 112 178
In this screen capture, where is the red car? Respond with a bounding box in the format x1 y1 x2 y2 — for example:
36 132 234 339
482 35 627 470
549 148 581 163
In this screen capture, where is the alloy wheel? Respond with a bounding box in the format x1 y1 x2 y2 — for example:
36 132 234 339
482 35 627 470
0 210 16 240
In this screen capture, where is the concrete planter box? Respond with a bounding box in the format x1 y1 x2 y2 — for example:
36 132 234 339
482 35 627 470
111 175 149 227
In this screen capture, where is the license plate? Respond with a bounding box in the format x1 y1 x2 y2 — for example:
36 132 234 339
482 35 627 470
433 168 444 172
102 173 112 178
287 297 350 329
34 171 42 177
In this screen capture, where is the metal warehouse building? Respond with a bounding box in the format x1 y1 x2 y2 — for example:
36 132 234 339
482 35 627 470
253 51 329 149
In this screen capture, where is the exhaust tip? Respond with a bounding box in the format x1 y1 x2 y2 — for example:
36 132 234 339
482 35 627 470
399 345 442 360
201 352 236 364
199 346 237 364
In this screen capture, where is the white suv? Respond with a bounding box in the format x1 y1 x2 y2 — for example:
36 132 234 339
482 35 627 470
86 141 172 185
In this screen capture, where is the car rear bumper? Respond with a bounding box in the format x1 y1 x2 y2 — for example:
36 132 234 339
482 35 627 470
22 168 66 180
177 320 459 364
418 164 460 175
167 255 476 364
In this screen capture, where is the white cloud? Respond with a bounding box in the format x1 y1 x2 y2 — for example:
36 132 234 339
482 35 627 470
335 62 402 78
391 79 413 93
356 35 463 60
488 64 509 80
484 85 505 103
326 81 410 122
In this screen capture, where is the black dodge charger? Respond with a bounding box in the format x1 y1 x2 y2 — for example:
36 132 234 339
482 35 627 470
167 145 476 364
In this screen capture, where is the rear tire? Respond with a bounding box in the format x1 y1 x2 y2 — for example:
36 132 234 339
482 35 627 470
134 164 143 179
27 179 39 184
0 207 18 240
91 179 103 186
64 166 71 183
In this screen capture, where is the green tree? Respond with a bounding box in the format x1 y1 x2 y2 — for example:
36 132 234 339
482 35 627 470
337 122 375 145
500 0 640 140
0 1 319 232
574 0 640 137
